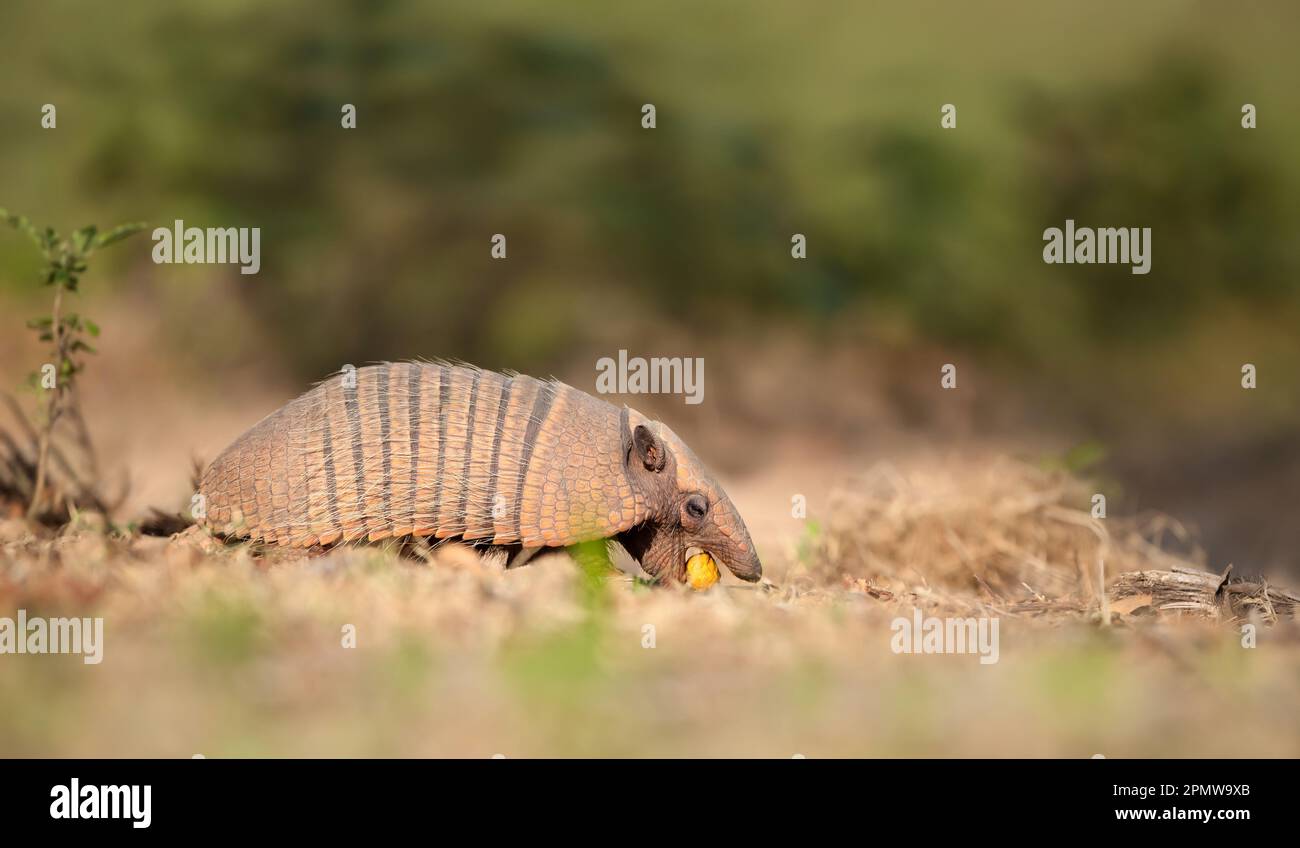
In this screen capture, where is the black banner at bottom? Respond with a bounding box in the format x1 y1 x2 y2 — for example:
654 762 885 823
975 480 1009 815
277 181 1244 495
0 758 1278 834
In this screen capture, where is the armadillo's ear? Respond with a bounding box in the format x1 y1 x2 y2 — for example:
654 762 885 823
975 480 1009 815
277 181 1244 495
631 424 667 473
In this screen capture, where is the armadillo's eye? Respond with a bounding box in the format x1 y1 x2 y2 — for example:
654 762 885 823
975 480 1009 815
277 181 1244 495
684 494 709 521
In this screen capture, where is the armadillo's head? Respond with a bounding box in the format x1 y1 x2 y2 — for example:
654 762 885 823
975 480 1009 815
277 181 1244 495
616 415 762 585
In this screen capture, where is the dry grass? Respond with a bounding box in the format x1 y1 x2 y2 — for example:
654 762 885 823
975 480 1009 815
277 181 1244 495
808 458 1202 606
800 458 1299 632
1 457 1298 758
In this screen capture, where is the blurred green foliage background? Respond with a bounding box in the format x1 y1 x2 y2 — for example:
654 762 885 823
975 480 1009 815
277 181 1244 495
1 0 1297 569
4 0 1297 367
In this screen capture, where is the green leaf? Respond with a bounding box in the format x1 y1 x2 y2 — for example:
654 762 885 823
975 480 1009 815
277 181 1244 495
1063 441 1107 474
74 225 98 254
94 221 148 249
1039 441 1110 475
84 319 100 337
0 208 46 250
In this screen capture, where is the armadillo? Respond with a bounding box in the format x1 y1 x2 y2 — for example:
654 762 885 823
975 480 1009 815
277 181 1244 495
198 361 762 584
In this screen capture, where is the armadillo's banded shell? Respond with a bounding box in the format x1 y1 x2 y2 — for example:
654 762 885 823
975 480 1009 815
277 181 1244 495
199 362 649 548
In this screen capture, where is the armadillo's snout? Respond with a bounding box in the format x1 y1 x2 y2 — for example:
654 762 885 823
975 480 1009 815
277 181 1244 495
707 498 762 583
718 543 762 583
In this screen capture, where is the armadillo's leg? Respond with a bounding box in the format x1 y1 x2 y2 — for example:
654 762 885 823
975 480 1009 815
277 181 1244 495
505 546 543 570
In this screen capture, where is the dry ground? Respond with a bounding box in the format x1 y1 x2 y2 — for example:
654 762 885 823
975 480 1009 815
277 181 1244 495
2 456 1297 759
1 301 1297 757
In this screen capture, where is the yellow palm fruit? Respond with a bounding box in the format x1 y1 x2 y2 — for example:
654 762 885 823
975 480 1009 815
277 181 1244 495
685 552 720 590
